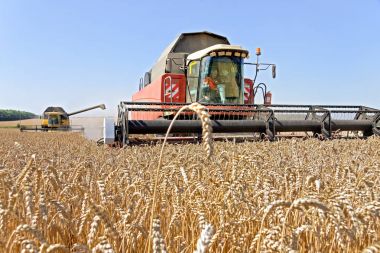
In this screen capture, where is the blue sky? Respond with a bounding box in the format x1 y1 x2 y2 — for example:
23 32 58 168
0 0 379 116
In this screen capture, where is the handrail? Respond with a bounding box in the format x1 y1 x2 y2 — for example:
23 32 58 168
163 76 173 103
119 101 374 109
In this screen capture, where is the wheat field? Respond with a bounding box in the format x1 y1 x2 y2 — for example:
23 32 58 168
0 129 379 252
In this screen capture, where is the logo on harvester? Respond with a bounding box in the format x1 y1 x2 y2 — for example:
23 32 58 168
165 82 180 101
244 84 250 103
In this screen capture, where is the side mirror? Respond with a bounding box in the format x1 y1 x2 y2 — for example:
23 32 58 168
144 72 151 86
272 65 276 79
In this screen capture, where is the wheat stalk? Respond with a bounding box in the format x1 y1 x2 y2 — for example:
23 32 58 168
147 102 213 251
1 129 380 252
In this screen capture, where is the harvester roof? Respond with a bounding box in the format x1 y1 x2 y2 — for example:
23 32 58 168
44 111 66 115
157 31 229 61
186 44 249 61
43 107 67 115
150 31 231 82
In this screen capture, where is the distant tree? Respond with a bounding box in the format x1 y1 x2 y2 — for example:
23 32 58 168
0 109 37 121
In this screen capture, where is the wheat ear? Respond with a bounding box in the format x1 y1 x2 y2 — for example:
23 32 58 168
193 223 215 253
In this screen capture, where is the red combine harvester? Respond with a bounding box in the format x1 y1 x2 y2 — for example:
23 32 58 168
103 31 380 146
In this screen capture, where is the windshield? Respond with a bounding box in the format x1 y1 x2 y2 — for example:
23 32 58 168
198 56 244 104
48 115 60 126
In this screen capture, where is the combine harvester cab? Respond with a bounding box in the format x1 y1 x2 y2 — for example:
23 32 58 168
41 107 70 129
103 31 380 146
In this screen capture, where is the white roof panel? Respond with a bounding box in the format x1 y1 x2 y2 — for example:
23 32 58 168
187 44 249 61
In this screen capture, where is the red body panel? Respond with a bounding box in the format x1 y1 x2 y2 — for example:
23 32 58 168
131 74 186 120
244 78 254 104
130 75 263 121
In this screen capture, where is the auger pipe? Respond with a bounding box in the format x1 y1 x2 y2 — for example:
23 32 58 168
124 119 374 135
68 104 106 116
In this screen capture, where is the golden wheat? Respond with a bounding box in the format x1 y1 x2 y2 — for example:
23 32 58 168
0 129 379 252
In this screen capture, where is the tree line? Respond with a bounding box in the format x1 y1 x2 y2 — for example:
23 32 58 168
0 109 37 121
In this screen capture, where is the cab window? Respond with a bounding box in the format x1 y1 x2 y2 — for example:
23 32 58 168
186 60 200 103
199 56 243 104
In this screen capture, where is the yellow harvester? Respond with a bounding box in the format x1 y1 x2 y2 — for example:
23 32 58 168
21 104 106 131
41 104 106 129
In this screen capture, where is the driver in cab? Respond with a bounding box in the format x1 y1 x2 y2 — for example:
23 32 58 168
203 65 239 103
203 68 222 103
